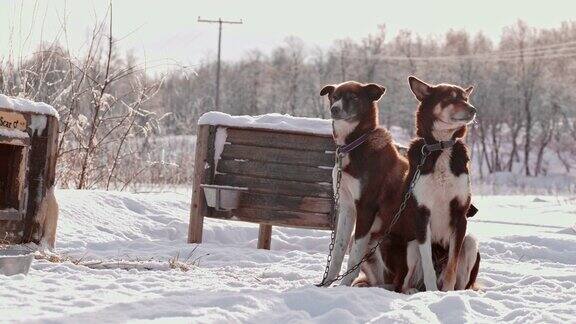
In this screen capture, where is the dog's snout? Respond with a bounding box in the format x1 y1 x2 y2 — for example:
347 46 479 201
453 103 477 122
330 105 341 117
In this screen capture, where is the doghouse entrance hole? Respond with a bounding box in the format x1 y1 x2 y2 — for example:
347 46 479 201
0 143 25 210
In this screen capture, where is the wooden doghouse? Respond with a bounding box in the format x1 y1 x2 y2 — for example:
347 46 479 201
0 95 59 245
188 112 336 249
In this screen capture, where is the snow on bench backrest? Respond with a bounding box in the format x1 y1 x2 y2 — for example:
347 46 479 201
198 111 333 136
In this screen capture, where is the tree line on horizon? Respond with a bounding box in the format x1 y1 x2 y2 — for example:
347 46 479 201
1 17 576 190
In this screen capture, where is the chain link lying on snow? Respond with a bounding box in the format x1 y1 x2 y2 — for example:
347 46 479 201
316 145 430 287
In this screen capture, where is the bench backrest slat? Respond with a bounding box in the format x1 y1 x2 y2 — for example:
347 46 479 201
217 159 333 184
221 144 334 167
211 208 331 229
213 174 332 198
227 128 335 152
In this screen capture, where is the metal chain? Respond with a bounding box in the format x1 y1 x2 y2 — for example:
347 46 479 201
316 149 344 287
316 145 430 287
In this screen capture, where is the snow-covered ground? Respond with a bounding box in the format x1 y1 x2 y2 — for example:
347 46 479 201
1 190 575 323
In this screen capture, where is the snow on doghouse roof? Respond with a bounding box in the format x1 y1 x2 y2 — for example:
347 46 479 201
0 94 59 119
198 111 332 135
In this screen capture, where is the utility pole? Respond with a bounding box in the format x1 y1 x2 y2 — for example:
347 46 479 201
198 17 243 110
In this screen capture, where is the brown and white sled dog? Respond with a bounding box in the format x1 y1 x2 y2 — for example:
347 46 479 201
319 81 407 286
401 76 480 292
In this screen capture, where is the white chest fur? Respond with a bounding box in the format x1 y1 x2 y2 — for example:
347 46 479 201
332 118 362 201
412 148 470 246
333 155 361 202
333 119 359 146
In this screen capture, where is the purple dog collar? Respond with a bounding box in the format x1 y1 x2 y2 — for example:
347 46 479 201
337 130 375 156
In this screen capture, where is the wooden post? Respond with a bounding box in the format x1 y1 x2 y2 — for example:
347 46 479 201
257 224 272 250
188 125 216 243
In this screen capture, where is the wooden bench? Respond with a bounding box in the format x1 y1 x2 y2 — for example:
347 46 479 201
187 116 336 249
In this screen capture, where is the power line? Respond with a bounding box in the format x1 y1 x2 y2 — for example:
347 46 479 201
377 48 576 62
483 40 576 57
374 49 576 62
373 39 576 62
198 17 243 110
386 51 576 62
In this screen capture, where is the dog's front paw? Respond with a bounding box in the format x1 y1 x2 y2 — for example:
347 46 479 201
352 279 371 288
437 276 444 290
440 283 455 292
438 274 456 292
403 288 419 295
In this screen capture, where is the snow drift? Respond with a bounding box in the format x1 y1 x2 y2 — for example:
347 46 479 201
0 190 574 323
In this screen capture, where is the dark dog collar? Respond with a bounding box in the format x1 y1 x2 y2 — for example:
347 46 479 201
423 139 456 153
337 130 375 156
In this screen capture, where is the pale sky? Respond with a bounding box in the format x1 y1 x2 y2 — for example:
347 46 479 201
1 0 575 70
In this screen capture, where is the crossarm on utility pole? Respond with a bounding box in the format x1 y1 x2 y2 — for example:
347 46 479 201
198 17 243 110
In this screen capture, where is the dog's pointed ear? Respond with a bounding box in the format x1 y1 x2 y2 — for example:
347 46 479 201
364 83 386 101
464 86 474 98
408 76 431 101
320 85 335 97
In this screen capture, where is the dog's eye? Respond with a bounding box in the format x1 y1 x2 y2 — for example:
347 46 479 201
349 95 358 101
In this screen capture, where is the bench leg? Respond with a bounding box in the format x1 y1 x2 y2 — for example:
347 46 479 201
188 125 215 244
257 224 272 250
188 161 206 244
188 211 204 244
188 177 207 243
